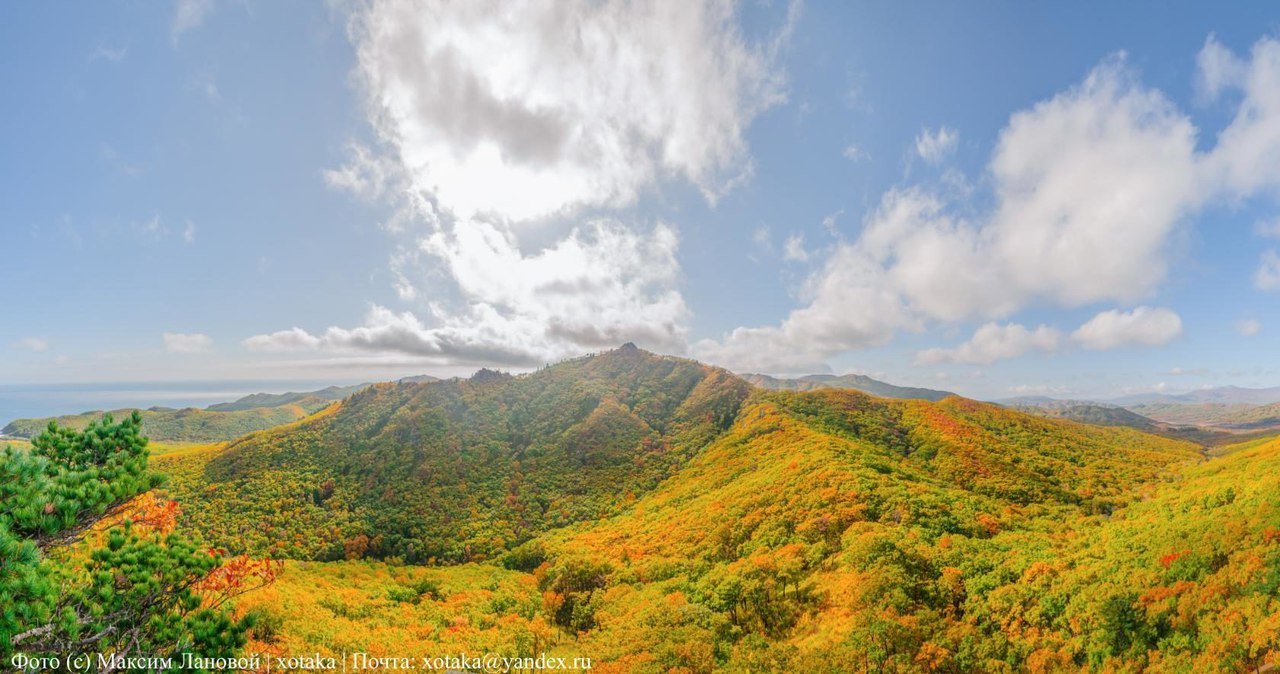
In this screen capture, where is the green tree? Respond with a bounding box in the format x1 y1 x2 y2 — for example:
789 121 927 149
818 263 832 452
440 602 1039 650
1 412 252 661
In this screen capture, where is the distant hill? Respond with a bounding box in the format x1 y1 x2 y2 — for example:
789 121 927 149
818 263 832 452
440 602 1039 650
396 374 441 385
1127 400 1280 430
1 402 331 443
743 372 954 401
206 384 370 411
1008 400 1161 430
1 382 381 442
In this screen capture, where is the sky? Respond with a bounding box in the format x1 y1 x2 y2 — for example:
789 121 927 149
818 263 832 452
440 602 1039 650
2 1 1280 401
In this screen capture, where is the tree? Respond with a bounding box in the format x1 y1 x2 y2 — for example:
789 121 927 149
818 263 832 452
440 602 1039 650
1 412 262 662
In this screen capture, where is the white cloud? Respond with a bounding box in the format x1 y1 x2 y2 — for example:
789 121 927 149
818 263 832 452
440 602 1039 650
914 126 958 165
1195 34 1247 102
272 0 794 367
821 209 844 235
17 337 49 352
243 327 319 352
163 332 213 354
752 225 773 252
842 144 869 162
1070 307 1182 350
343 0 789 221
322 142 406 207
89 44 128 63
172 0 213 46
1256 250 1280 291
183 220 197 244
1201 36 1280 198
782 233 808 262
1007 383 1073 397
140 213 165 238
989 59 1198 307
916 322 1061 365
1256 217 1280 238
1237 318 1262 337
246 220 687 365
699 43 1275 373
695 241 919 372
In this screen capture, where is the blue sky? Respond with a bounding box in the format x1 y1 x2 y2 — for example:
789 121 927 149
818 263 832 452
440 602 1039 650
3 1 1280 401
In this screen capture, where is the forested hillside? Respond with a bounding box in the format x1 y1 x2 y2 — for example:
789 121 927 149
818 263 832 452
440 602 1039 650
166 345 751 562
138 346 1280 671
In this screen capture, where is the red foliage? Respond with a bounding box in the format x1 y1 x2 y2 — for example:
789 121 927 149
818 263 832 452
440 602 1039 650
1159 549 1190 569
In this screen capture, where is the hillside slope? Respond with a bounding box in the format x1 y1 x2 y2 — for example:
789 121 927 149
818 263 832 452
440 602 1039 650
524 391 1250 671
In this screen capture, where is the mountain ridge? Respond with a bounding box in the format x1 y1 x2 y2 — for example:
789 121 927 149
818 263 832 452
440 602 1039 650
153 344 1256 670
742 372 955 401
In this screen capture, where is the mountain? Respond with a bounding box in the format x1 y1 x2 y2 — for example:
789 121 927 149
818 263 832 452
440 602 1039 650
396 374 441 385
167 344 751 561
205 383 370 411
154 345 1280 670
742 372 954 401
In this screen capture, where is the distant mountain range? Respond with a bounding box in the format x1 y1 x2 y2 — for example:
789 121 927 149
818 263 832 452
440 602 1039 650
1001 389 1280 445
742 372 954 401
1109 385 1280 406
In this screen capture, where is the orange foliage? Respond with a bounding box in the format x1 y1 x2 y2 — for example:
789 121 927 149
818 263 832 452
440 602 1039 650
195 551 282 608
127 492 181 535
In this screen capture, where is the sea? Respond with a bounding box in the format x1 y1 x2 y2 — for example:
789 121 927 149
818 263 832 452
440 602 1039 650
0 379 363 427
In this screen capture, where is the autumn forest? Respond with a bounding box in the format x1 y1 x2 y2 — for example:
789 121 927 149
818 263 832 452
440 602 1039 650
4 344 1279 671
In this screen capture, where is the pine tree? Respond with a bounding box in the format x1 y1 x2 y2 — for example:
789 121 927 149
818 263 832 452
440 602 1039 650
1 412 254 662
